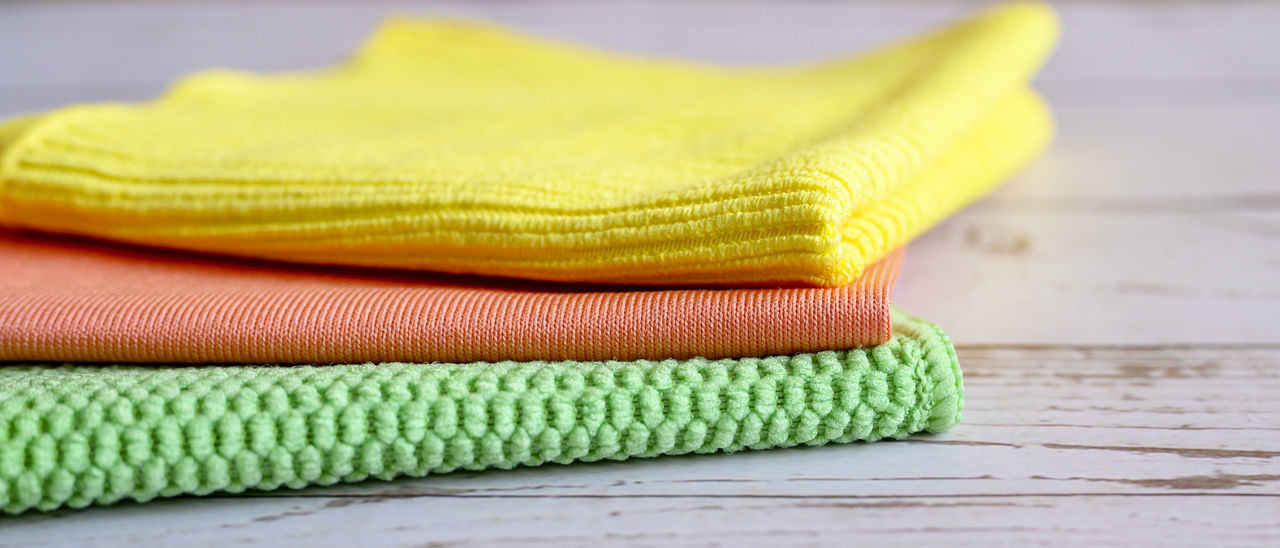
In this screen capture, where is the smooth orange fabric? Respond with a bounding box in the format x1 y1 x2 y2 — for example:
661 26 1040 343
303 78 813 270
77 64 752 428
0 230 902 364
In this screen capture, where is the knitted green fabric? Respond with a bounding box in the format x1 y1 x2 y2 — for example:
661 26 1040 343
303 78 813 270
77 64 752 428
0 309 961 514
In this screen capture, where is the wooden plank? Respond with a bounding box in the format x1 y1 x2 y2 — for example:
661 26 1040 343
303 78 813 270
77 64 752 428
1 2 1277 87
894 206 1280 345
0 348 1276 546
998 104 1280 198
3 495 1279 546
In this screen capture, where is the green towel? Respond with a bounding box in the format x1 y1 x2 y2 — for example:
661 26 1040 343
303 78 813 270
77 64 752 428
0 309 961 514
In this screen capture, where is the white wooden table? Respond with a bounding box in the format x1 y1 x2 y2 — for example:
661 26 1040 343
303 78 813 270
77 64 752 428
1 1 1278 545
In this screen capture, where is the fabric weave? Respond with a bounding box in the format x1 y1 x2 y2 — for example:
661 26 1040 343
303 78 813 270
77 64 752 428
0 230 901 363
0 3 1056 286
0 309 960 514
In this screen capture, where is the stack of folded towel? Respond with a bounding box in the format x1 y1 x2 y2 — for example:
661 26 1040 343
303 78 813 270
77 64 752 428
0 3 1056 513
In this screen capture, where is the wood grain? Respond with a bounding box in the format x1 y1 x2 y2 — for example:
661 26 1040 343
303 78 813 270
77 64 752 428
0 0 1277 545
1 348 1276 546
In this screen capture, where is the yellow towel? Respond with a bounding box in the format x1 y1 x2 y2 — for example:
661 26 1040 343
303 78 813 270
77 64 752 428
0 3 1056 286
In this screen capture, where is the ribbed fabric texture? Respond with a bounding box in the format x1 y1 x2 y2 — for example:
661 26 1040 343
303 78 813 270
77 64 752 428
0 3 1056 287
0 230 900 363
0 309 961 515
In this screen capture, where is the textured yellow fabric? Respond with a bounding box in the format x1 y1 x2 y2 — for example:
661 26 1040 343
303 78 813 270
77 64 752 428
0 3 1056 286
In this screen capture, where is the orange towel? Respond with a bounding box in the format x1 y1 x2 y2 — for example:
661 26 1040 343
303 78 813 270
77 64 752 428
0 230 902 364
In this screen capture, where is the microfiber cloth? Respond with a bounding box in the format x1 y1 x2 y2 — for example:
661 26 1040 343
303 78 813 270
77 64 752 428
0 229 901 363
0 309 961 514
0 3 1056 286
